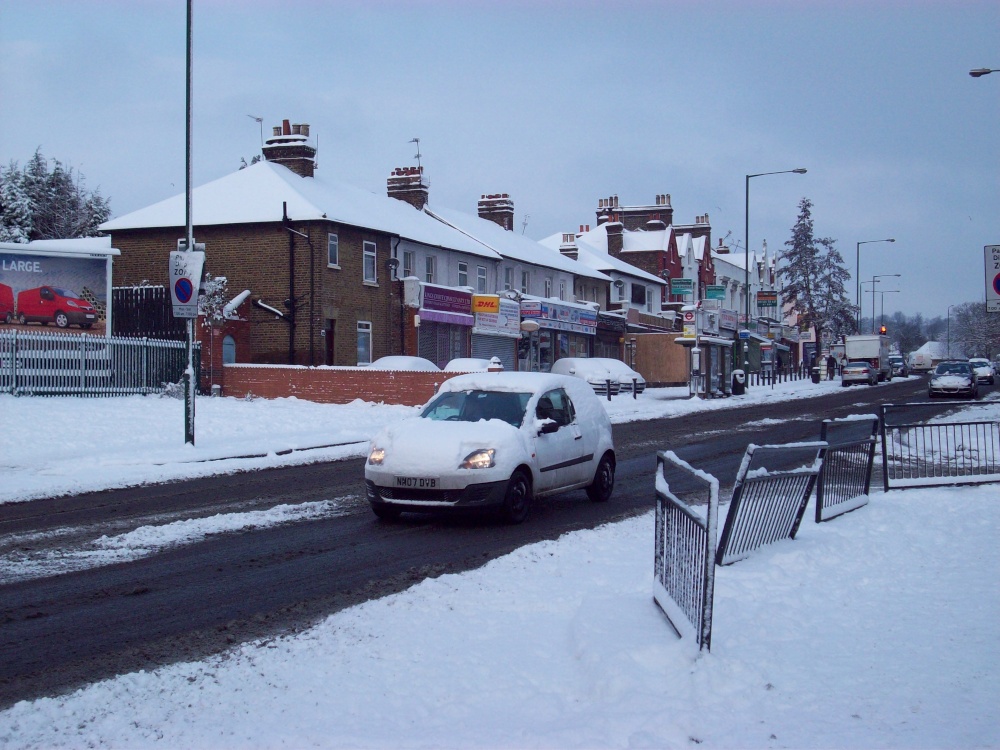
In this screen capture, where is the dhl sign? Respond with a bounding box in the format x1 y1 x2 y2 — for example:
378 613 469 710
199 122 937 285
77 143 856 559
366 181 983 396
472 294 500 314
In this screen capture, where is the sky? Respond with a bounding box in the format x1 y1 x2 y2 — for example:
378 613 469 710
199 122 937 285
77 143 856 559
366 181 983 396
2 0 998 321
0 381 997 747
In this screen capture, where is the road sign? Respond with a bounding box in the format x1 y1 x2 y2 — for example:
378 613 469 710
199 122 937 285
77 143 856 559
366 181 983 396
739 330 750 340
986 245 1000 313
169 249 206 318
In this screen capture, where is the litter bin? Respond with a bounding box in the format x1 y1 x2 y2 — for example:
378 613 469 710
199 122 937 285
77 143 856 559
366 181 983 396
732 369 746 395
811 366 821 384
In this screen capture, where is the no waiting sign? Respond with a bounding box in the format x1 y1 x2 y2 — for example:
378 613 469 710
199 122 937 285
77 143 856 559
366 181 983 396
987 245 1000 313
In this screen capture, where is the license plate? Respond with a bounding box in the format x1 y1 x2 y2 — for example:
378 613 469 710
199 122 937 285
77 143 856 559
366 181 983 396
395 476 437 489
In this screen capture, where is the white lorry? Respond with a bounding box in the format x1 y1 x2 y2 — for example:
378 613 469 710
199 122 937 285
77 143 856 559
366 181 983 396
844 334 892 382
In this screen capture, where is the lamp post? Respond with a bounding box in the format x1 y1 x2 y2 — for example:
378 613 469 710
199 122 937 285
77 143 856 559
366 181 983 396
744 168 807 372
871 274 901 333
855 238 894 328
969 68 999 77
878 289 900 329
947 304 956 357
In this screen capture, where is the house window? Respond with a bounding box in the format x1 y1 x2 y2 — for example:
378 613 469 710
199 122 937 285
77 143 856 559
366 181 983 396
520 270 529 294
477 266 487 294
222 335 236 364
402 250 414 278
559 279 567 301
504 267 513 291
458 261 468 288
357 321 372 365
327 233 339 267
544 278 552 298
614 280 626 302
425 255 436 283
631 284 646 306
363 241 377 283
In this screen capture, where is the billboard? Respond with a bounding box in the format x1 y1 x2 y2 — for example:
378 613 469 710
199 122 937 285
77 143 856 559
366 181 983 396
0 241 118 336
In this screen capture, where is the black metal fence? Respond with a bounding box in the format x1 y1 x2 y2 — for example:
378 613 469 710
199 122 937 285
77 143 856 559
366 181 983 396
654 451 719 651
815 416 880 522
111 285 186 340
716 442 826 566
744 365 811 387
880 403 1000 490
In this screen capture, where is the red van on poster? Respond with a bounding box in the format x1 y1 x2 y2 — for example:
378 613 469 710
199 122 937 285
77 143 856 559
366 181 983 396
0 282 14 323
16 285 98 329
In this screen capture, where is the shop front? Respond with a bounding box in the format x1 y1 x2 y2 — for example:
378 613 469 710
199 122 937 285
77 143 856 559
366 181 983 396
471 295 521 371
416 284 473 368
676 304 734 398
518 298 598 372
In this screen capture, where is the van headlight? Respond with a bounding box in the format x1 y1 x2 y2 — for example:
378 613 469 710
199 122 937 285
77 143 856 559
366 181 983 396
460 449 495 469
368 446 385 465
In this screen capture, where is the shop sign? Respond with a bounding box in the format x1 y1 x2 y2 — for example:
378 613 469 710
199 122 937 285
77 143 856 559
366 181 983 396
520 299 596 334
423 285 471 314
671 278 694 295
472 294 500 314
683 325 697 337
474 297 521 337
705 285 726 300
757 291 778 308
719 308 739 331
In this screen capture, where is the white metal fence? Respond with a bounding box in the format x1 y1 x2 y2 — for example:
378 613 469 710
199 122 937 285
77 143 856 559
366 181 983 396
0 330 196 396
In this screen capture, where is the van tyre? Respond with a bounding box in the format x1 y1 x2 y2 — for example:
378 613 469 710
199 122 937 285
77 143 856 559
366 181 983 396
55 312 69 328
502 470 532 524
586 452 615 502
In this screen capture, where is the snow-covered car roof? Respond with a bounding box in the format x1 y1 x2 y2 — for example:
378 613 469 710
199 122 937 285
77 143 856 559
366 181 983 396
437 371 595 398
586 358 642 377
368 356 440 371
550 358 615 379
443 358 499 372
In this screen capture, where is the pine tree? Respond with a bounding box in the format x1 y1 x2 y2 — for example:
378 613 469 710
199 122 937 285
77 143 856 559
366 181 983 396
778 198 854 351
0 148 111 242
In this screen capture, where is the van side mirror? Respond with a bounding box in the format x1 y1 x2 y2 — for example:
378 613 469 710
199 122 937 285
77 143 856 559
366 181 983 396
539 421 559 435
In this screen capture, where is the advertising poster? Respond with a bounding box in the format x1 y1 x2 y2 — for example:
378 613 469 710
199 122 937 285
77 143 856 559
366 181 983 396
1 250 111 336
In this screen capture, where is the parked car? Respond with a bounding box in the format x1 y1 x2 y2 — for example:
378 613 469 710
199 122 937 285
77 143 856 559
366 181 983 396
364 372 616 524
888 355 908 379
928 360 979 399
366 355 440 371
15 286 97 329
841 360 878 387
549 357 621 396
443 357 502 372
0 283 15 324
587 357 646 394
968 358 995 385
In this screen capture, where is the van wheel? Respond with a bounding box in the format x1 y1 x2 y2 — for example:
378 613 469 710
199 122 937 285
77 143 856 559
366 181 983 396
55 312 69 328
17 313 26 325
502 470 532 524
586 452 615 502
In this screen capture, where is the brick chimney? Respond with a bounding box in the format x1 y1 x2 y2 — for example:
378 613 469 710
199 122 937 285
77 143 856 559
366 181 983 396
387 166 429 210
606 221 624 258
261 119 316 178
478 193 515 231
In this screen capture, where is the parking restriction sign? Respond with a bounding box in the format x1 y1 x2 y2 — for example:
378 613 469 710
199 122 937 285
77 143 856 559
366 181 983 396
986 245 1000 313
169 249 206 318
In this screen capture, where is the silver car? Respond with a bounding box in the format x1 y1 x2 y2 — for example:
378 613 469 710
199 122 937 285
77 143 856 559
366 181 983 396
928 360 979 399
968 358 995 385
841 360 877 387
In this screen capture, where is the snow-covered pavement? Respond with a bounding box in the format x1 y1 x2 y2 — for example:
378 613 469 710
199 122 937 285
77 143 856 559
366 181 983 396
0 378 998 749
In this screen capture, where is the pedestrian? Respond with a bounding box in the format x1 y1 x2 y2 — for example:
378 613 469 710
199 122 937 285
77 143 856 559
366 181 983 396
826 354 837 380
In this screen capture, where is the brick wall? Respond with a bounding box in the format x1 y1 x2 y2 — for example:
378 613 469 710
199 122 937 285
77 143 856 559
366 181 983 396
222 364 465 405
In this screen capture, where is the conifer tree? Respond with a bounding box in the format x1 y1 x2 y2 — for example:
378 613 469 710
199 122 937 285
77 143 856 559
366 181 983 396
778 198 854 350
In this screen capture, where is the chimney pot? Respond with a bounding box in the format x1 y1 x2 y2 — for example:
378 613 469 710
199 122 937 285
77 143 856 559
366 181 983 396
282 119 291 136
272 126 282 136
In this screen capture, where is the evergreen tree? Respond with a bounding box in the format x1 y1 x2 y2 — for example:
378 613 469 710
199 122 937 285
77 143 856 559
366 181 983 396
778 198 854 350
0 148 111 242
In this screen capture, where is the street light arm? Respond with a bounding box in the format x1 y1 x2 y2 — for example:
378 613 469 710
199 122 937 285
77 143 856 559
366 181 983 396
969 68 999 78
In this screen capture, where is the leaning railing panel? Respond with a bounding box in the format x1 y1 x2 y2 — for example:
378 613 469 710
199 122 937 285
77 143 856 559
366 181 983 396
816 416 879 522
654 451 718 651
716 442 826 566
881 403 1000 490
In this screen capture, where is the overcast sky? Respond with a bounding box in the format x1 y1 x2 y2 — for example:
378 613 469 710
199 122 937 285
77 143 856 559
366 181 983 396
3 0 997 320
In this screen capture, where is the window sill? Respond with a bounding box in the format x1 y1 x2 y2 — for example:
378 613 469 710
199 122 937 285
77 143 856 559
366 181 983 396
327 264 341 270
363 280 379 288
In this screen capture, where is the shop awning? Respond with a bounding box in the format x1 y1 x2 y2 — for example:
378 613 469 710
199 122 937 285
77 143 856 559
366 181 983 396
675 336 734 347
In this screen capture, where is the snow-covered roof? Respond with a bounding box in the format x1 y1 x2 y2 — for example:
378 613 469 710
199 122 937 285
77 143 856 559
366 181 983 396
1 238 119 257
100 161 498 261
537 232 664 286
424 206 608 282
575 222 674 255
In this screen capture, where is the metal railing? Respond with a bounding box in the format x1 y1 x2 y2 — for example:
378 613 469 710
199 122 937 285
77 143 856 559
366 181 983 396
815 416 880 522
716 442 826 566
654 451 719 651
1 329 197 396
880 403 1000 490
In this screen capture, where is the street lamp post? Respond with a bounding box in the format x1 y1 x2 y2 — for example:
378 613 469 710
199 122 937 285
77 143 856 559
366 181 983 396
871 274 901 333
878 290 900 329
947 304 956 357
969 68 999 77
856 239 895 328
744 168 807 374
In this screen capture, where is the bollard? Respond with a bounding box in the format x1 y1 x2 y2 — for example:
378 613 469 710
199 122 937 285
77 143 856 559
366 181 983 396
606 379 612 401
632 377 638 399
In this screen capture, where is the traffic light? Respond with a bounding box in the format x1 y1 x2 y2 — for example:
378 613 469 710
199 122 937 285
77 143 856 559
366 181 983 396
879 325 887 335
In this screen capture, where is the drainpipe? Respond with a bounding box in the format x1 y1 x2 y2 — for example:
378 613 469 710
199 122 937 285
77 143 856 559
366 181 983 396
283 202 295 364
393 237 405 354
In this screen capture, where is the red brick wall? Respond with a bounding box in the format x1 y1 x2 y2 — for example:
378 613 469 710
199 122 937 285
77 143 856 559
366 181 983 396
222 364 465 406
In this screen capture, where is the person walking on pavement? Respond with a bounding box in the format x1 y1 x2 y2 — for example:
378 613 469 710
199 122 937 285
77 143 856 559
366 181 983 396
826 354 837 380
